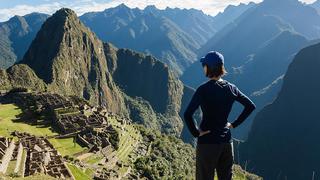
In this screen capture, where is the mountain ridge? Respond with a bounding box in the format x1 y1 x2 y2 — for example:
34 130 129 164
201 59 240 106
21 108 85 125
239 41 320 180
0 12 49 69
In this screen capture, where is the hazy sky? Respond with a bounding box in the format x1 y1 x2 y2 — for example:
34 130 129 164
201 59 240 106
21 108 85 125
0 0 317 22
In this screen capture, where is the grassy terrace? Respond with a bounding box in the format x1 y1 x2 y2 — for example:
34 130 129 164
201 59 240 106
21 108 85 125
0 104 86 157
67 163 93 180
108 117 142 163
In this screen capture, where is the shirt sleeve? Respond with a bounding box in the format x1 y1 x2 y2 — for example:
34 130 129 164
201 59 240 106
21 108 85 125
184 87 201 137
231 85 256 128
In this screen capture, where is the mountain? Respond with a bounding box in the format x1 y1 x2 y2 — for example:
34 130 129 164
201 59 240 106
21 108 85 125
18 8 127 115
0 8 199 141
239 42 320 180
0 64 46 91
0 4 251 74
184 0 320 87
80 4 208 75
143 5 217 45
182 5 294 87
182 0 315 139
0 13 49 69
232 31 310 138
231 31 308 93
212 2 256 32
261 0 320 40
310 0 320 13
104 43 186 136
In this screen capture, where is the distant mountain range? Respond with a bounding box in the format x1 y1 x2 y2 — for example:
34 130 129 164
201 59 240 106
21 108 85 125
239 41 320 180
0 1 319 179
0 13 48 69
212 2 256 32
182 0 320 139
310 0 320 12
0 3 253 76
0 3 253 141
80 3 250 75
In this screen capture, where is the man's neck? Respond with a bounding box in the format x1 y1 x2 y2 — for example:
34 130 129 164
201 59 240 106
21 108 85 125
210 76 221 81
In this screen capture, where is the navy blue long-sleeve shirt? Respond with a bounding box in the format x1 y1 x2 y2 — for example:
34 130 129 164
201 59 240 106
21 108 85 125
184 79 256 144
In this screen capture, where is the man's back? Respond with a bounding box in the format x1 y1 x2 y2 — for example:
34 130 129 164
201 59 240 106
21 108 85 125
184 51 256 180
184 79 256 144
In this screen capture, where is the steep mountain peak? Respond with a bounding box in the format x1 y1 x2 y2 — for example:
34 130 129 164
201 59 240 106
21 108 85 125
50 8 79 27
21 8 88 83
55 8 77 17
8 15 25 23
144 5 158 11
20 8 126 113
114 3 131 11
7 15 28 28
6 15 30 36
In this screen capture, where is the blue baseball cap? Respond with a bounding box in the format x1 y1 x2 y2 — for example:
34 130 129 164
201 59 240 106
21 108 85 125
200 51 224 67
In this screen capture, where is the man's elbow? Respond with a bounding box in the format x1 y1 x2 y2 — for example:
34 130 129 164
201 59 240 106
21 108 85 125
249 103 256 111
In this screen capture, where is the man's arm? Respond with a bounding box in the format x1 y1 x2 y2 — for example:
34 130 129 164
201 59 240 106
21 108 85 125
184 88 201 137
231 86 256 128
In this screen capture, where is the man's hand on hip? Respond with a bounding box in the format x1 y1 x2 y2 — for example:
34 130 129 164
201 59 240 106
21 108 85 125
199 130 211 137
226 122 234 129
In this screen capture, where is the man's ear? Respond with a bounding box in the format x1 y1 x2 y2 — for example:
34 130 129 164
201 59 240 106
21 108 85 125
203 65 208 77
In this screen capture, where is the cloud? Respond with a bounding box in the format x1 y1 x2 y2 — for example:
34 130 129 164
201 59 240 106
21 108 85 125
0 0 317 22
0 2 63 21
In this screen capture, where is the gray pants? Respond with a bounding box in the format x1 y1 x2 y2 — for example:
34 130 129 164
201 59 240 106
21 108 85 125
196 143 234 180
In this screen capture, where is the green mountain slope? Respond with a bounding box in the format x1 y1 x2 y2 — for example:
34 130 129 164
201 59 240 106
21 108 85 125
20 8 126 115
239 42 320 180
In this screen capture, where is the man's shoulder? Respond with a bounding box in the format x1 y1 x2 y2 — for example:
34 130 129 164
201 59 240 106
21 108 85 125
219 79 235 87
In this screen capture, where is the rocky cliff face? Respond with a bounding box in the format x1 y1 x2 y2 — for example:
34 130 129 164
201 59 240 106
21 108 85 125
0 64 46 91
104 43 185 136
240 42 320 180
20 8 126 114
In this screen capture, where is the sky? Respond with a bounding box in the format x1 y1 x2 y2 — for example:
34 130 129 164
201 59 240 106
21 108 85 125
0 0 317 22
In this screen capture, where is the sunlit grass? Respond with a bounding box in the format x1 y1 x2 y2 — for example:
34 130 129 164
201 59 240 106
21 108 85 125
0 104 86 157
67 163 92 180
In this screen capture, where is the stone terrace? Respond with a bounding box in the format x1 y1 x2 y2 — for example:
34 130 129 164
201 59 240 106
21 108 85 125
13 131 74 179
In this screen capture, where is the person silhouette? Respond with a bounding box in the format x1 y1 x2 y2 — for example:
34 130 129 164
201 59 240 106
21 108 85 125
184 51 256 180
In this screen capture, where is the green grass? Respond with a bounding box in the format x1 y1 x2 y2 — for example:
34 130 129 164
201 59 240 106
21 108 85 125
67 163 92 180
49 138 86 157
6 160 17 176
18 149 27 176
0 104 86 157
213 165 262 180
83 154 104 165
11 174 56 180
84 168 95 177
108 117 141 163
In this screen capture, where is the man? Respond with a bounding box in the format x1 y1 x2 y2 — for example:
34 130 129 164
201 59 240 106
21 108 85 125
184 51 256 180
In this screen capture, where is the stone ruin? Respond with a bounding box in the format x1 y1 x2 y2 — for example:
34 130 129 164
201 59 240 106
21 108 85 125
0 91 136 179
77 125 119 152
12 131 74 179
56 112 108 134
0 137 10 161
34 93 73 110
56 113 88 133
94 168 119 180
